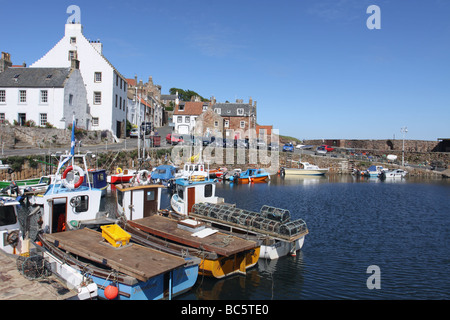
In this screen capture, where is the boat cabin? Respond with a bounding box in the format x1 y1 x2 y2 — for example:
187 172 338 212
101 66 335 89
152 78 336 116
171 178 224 216
0 197 24 255
115 184 164 220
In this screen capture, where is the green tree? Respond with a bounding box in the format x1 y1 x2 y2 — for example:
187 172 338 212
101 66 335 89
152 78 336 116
169 88 209 102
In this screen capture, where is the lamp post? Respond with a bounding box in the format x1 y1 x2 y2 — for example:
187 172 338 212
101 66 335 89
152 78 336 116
401 126 408 166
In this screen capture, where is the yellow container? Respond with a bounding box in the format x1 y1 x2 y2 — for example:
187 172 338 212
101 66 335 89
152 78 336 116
101 224 131 248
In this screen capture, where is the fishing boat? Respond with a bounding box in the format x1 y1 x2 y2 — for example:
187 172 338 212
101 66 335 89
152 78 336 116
364 165 386 177
236 168 270 183
82 168 108 196
222 168 242 181
115 182 260 279
107 168 136 184
170 176 308 259
170 176 224 216
126 216 259 279
175 162 209 180
38 227 199 300
282 162 328 176
379 169 408 179
0 176 52 195
0 195 98 299
150 165 176 186
30 152 114 233
0 196 25 255
208 167 227 179
190 203 309 260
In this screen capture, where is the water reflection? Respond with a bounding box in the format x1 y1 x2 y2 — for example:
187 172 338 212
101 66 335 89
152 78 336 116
103 174 449 299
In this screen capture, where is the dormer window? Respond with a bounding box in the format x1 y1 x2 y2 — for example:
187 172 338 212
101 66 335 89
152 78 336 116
237 108 244 115
214 108 221 114
178 105 184 111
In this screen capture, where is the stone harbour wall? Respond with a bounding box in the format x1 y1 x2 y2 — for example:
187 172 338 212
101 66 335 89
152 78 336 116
0 125 115 149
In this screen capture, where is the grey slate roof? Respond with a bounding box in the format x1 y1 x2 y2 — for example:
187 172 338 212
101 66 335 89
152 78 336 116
213 103 256 117
0 67 72 88
160 94 177 101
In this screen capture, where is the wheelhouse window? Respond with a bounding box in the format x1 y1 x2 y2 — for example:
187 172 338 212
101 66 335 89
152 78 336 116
204 184 213 197
75 195 89 213
177 186 184 200
117 190 123 207
0 206 17 226
146 190 155 201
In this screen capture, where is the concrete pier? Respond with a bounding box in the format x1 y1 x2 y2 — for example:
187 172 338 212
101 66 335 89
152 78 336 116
0 250 77 300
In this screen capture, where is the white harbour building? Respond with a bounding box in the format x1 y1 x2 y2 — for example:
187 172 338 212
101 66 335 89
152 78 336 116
30 22 128 138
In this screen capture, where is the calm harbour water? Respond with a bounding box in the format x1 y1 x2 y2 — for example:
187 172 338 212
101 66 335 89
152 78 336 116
112 175 449 300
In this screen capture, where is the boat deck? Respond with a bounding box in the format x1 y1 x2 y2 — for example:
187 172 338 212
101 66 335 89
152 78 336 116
188 212 309 242
128 215 258 257
44 228 186 282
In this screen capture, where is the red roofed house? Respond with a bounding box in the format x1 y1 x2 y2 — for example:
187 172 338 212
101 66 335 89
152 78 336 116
173 101 209 135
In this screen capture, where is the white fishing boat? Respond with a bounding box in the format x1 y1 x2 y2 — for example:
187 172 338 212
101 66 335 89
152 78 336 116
170 177 308 259
379 169 408 179
170 176 224 216
30 152 114 233
190 203 309 260
0 196 25 255
0 195 98 300
175 162 209 180
30 118 115 232
282 162 328 176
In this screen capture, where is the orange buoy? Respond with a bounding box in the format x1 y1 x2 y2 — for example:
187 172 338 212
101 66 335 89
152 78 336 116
104 284 119 300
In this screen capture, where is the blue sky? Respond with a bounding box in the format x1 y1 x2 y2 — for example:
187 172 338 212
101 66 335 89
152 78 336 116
2 0 449 140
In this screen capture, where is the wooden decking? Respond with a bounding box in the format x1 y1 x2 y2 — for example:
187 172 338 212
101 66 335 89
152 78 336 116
128 215 258 257
44 228 187 282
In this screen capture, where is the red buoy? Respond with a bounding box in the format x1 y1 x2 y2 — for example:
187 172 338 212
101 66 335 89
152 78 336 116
104 284 118 300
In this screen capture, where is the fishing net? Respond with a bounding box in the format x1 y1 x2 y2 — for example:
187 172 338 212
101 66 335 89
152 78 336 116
16 254 52 280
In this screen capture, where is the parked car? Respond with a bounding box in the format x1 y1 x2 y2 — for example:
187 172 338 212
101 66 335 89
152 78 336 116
255 139 267 150
320 145 335 152
166 133 184 145
234 138 249 149
296 144 313 150
282 143 294 152
268 142 279 151
315 146 327 155
141 122 152 135
129 128 139 138
202 136 215 147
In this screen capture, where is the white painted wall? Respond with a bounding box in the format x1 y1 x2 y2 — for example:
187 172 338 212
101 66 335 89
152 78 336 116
31 23 127 137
